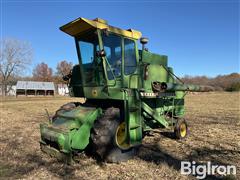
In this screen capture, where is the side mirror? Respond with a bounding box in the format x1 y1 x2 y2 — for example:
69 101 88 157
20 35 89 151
96 49 106 57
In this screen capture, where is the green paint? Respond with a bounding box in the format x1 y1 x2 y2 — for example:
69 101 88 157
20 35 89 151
40 106 102 153
70 108 101 150
40 18 211 158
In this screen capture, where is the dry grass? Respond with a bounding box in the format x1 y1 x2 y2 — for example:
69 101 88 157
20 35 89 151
0 92 239 179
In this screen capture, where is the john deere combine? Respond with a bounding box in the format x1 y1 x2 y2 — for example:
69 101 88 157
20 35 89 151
40 17 211 163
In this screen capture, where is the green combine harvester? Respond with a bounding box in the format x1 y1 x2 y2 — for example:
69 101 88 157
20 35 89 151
40 17 211 163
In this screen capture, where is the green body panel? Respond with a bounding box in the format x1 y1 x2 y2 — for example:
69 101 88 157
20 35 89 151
82 86 126 100
174 91 185 116
68 107 101 150
123 90 142 146
167 67 175 83
40 106 102 153
68 65 84 97
140 50 168 66
143 64 168 92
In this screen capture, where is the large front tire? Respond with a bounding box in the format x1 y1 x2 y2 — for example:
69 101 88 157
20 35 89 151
89 107 136 163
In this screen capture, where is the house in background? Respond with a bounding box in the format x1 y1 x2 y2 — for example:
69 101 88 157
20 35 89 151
16 81 55 96
57 84 69 96
0 85 16 96
8 85 16 96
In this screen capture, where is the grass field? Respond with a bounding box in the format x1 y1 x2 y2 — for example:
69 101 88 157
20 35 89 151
0 92 239 179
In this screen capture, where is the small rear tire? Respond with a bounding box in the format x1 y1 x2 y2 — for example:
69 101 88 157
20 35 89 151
174 118 189 139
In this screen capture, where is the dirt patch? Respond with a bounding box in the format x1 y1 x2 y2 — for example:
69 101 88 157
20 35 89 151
0 92 239 179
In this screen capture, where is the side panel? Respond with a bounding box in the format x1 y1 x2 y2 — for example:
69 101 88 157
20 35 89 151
40 106 102 153
143 64 168 92
70 108 101 149
174 91 185 117
140 50 168 66
83 86 125 100
123 90 142 146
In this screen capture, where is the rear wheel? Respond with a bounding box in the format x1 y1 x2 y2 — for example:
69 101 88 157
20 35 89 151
174 118 189 139
89 107 135 163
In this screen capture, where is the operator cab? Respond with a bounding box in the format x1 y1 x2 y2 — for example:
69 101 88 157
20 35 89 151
60 18 142 97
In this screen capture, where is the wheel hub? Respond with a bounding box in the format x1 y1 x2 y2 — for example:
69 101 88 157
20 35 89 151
115 122 131 150
180 123 187 137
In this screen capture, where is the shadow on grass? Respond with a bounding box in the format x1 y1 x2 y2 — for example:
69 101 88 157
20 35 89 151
1 129 238 179
137 144 238 180
0 153 80 179
159 131 176 139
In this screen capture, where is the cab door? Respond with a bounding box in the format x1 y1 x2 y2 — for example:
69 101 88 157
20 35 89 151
122 38 139 89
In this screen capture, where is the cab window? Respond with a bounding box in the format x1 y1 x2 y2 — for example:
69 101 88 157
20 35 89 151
102 33 122 80
124 39 137 75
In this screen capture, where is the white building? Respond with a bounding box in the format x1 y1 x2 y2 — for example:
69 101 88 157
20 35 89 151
57 84 69 96
16 81 55 96
0 85 16 96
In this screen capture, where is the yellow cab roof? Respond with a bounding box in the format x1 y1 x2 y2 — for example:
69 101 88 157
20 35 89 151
60 17 142 40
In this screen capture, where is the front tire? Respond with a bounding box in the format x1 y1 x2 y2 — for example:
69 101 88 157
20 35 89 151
89 107 135 163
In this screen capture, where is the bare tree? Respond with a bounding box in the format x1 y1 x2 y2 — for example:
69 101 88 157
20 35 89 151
56 60 72 75
0 38 33 96
56 60 73 83
32 62 53 82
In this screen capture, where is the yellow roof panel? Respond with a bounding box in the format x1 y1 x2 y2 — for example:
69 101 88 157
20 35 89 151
60 17 142 40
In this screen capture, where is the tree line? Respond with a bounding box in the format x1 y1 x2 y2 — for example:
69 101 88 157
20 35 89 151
31 61 72 83
1 38 239 96
8 60 73 86
181 73 240 91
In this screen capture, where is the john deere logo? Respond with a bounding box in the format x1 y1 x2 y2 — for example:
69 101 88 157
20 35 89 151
92 89 97 97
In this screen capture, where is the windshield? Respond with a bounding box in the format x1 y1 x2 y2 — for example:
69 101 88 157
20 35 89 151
78 31 102 86
102 32 122 80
